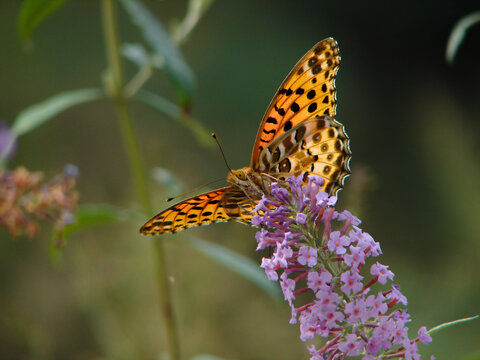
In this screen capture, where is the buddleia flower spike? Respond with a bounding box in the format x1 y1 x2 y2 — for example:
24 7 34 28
253 175 434 360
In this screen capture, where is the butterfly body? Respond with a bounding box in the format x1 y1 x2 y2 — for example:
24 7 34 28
226 167 270 200
141 38 351 235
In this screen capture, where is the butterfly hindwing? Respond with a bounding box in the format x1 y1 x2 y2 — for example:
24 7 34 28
140 187 254 234
258 116 351 195
251 38 340 166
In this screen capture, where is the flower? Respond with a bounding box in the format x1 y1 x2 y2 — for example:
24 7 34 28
298 246 318 267
307 270 332 292
254 176 433 359
0 165 79 241
344 245 366 268
371 262 394 284
417 326 432 344
339 333 365 356
340 270 364 295
327 230 350 255
296 212 307 224
345 298 368 324
0 121 17 161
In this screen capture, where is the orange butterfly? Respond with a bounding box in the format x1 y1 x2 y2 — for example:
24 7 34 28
140 38 351 235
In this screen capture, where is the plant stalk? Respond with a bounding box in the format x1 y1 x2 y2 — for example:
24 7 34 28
100 1 181 359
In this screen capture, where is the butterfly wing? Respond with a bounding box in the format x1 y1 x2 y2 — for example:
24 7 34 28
140 187 255 235
257 116 351 196
251 38 340 167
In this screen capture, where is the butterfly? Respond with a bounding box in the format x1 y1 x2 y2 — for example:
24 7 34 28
140 38 351 235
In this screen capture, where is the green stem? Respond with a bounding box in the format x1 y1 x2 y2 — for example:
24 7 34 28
125 65 153 98
100 1 181 359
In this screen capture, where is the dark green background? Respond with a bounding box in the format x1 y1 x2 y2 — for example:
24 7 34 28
1 1 479 359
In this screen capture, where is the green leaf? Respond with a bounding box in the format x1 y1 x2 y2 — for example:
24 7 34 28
135 89 178 118
48 204 142 265
122 43 152 68
18 0 69 44
12 88 104 137
460 352 480 360
180 236 283 302
120 0 195 108
190 354 234 360
151 167 184 194
427 315 479 335
63 203 144 238
122 43 163 70
135 90 214 148
48 229 67 266
446 11 480 64
173 0 215 44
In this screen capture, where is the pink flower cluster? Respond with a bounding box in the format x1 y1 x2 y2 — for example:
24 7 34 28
252 175 432 359
0 165 79 241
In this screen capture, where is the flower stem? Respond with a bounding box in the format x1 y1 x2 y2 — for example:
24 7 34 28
100 1 180 359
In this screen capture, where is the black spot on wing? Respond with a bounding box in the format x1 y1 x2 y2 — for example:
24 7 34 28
283 121 293 131
308 57 318 67
290 102 300 113
263 128 276 135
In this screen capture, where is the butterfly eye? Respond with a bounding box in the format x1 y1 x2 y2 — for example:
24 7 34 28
237 171 247 181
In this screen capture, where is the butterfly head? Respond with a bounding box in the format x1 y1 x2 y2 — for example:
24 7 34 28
227 167 266 199
227 167 252 186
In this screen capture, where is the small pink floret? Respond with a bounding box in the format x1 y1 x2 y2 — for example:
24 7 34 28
298 246 317 267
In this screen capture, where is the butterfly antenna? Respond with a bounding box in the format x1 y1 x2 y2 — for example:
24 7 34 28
211 132 233 172
166 178 224 202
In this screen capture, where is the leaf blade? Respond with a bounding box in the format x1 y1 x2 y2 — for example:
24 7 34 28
121 0 195 107
18 0 69 43
135 90 214 148
12 88 104 136
180 235 283 302
63 203 144 238
446 11 480 64
427 315 479 335
190 354 235 360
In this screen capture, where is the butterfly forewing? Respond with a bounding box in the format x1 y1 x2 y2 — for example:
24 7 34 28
140 187 255 234
258 116 351 195
251 38 340 167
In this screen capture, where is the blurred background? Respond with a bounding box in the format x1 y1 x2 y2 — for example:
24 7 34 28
1 1 479 359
